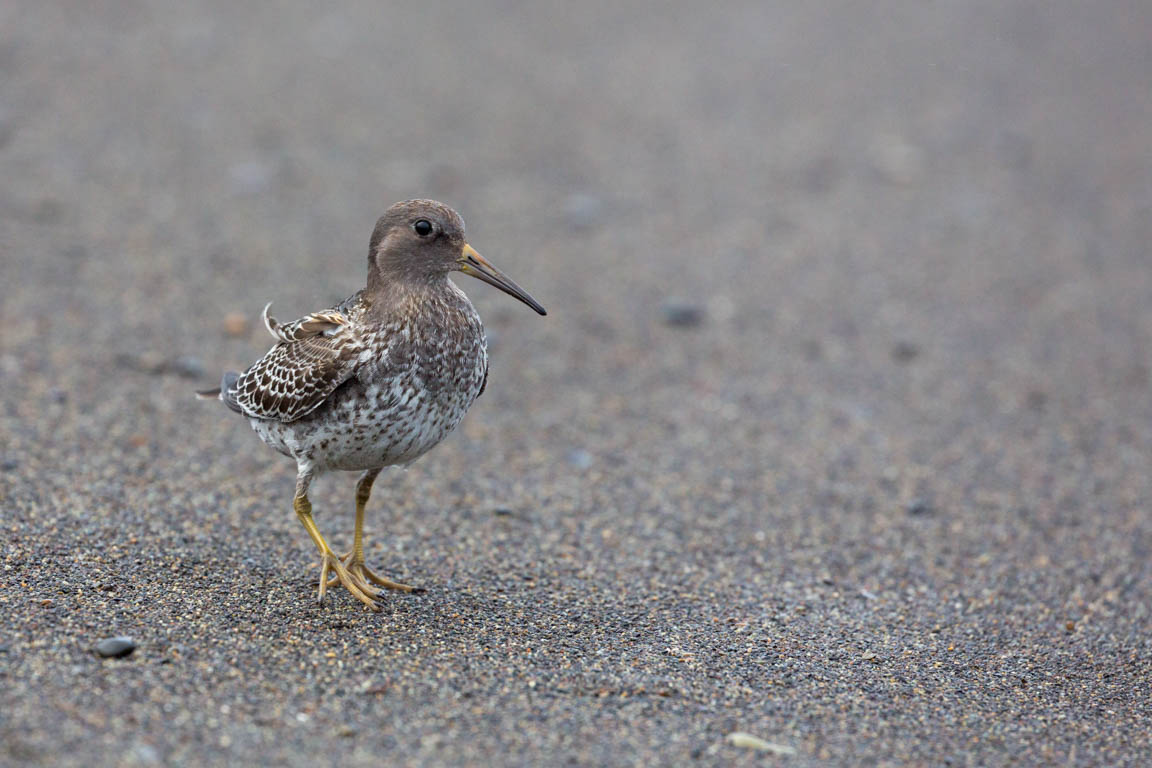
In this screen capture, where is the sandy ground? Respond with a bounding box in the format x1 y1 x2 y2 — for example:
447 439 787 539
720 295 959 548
2 1 1151 765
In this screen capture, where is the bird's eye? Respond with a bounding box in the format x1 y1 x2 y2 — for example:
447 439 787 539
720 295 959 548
413 219 433 237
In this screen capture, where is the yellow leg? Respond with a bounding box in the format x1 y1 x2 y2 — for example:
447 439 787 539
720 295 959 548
327 468 421 595
351 469 373 565
294 492 380 611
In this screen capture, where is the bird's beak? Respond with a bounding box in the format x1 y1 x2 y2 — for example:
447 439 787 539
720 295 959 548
458 244 547 315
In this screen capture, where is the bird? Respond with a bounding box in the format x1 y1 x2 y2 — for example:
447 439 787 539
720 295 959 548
198 199 546 610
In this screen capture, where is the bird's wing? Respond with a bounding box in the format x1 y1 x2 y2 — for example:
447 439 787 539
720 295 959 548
231 304 365 422
261 301 348 342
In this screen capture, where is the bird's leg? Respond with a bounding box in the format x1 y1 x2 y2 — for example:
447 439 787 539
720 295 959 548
327 468 420 595
293 470 380 611
349 467 378 568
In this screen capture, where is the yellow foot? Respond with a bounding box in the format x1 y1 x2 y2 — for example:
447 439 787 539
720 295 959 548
326 551 423 596
316 552 381 611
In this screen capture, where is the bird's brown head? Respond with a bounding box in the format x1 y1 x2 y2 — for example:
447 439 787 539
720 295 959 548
368 199 546 315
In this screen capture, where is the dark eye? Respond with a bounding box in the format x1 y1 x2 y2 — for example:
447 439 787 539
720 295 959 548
413 219 433 237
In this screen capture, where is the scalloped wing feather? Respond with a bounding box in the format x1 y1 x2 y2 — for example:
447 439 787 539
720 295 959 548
233 309 364 422
262 302 349 342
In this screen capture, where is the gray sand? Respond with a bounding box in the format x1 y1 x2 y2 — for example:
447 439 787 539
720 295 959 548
2 2 1150 765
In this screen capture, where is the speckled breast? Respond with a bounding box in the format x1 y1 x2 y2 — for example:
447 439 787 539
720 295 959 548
252 310 488 472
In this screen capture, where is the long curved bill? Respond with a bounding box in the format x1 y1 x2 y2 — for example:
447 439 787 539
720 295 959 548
458 244 547 315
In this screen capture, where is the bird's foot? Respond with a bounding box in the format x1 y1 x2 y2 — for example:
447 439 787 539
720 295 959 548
325 551 423 598
316 552 382 611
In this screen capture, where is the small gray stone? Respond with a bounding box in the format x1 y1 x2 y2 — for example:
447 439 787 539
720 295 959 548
906 499 933 516
169 356 205 379
93 636 136 659
566 449 593 469
661 299 705 328
892 341 920 363
130 744 161 765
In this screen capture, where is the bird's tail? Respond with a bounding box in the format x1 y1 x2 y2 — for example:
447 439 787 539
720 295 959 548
195 371 243 414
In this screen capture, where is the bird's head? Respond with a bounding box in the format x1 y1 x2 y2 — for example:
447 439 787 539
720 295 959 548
368 199 546 315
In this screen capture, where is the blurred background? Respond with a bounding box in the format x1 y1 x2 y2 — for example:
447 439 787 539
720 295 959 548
2 1 1151 765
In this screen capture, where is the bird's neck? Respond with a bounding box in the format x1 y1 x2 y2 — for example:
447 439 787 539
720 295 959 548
368 261 443 295
365 271 466 319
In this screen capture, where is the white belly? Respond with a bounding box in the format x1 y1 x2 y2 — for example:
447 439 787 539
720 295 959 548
250 371 480 472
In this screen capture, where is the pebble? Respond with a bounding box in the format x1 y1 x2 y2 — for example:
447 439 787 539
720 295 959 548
0 458 18 471
93 637 137 659
906 499 933 516
566 449 593 469
130 744 161 765
661 299 705 328
169 356 205 379
892 341 920 363
223 312 249 337
727 733 796 755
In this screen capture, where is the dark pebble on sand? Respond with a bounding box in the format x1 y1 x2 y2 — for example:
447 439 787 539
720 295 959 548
661 300 705 328
93 637 136 659
892 341 920 362
906 499 933 516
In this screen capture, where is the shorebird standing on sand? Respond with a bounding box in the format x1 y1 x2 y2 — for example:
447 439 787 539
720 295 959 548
198 200 546 611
